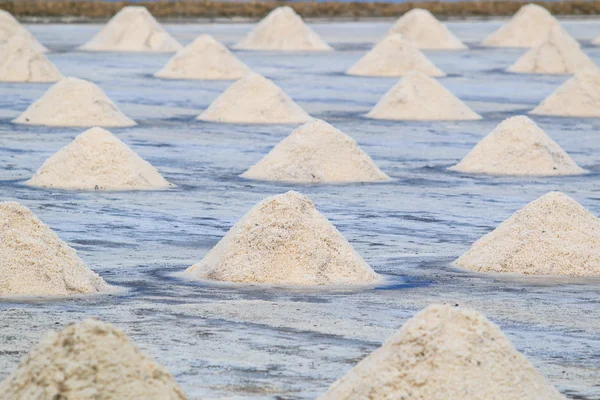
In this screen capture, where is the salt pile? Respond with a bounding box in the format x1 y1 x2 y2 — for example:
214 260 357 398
319 304 564 400
0 10 47 52
347 33 445 77
367 71 481 121
386 9 467 50
0 34 62 82
184 190 381 286
507 25 596 74
234 6 332 51
530 69 600 117
79 6 182 52
156 35 251 80
0 319 186 399
454 192 600 277
0 202 111 297
483 4 561 48
242 119 390 183
197 72 312 124
13 77 136 127
449 116 586 176
26 127 171 191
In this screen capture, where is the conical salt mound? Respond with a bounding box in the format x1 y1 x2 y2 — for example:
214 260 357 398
79 6 182 52
184 191 381 286
0 10 47 52
367 71 481 121
242 119 390 183
386 9 467 50
197 72 311 124
0 202 111 297
507 25 596 74
0 34 62 82
26 127 171 191
530 69 600 117
156 35 251 80
234 6 332 51
483 4 561 48
449 116 586 176
454 192 600 277
0 319 186 399
347 33 445 77
13 77 136 127
319 304 564 400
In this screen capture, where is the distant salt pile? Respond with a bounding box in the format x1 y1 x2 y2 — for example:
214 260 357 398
319 304 564 400
0 34 62 82
79 6 182 52
0 10 47 52
26 127 171 191
184 191 381 286
508 25 596 74
13 77 136 127
386 9 467 50
454 192 600 277
234 6 332 51
483 4 561 48
156 35 251 80
347 33 445 77
198 72 311 124
367 71 481 121
449 116 586 176
242 119 390 183
0 319 186 399
0 202 111 297
531 69 600 117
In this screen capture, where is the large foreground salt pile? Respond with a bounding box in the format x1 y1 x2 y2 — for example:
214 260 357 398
198 72 311 124
26 127 171 191
483 4 561 48
386 9 467 50
234 6 332 51
184 191 381 286
0 319 186 399
13 77 136 127
156 35 251 80
79 6 182 52
0 10 47 52
367 71 481 121
242 119 390 183
507 25 596 74
347 33 445 77
449 116 586 176
0 35 62 82
454 192 600 277
0 202 111 297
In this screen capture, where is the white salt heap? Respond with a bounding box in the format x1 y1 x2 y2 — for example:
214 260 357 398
184 191 381 286
198 72 312 124
234 6 332 51
449 116 586 176
79 6 182 52
26 127 171 191
0 202 111 297
483 4 561 48
156 35 251 80
0 319 186 399
0 10 47 52
454 192 600 277
530 69 600 117
13 77 136 127
508 25 596 74
0 34 62 82
367 71 481 121
386 9 467 50
347 33 445 77
319 304 565 400
242 119 390 183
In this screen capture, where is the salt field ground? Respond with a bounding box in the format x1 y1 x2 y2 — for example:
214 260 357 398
1 19 600 399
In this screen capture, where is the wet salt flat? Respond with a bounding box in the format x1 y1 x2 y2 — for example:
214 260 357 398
1 19 600 399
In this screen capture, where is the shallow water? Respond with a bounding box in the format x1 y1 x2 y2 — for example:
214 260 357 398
1 20 600 399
